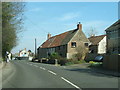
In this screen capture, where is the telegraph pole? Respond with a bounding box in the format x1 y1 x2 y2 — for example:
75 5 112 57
35 38 37 58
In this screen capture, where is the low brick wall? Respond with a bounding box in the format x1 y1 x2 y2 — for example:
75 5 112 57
103 54 120 72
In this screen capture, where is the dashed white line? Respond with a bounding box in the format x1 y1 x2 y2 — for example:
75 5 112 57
34 65 38 67
48 70 57 75
61 77 80 89
42 67 46 70
39 67 46 70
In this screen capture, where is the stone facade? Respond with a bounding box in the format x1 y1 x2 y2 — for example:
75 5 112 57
37 23 90 60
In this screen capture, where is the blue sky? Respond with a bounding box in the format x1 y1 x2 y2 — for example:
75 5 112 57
12 2 118 54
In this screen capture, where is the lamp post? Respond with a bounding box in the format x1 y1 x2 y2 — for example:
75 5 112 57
35 38 37 58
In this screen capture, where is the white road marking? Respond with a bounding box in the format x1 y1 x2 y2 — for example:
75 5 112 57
61 77 81 89
39 67 46 70
42 67 46 70
48 70 57 75
40 67 43 69
34 65 38 67
29 64 33 66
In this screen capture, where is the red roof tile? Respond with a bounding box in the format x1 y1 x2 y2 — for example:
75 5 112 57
88 35 106 45
41 31 69 48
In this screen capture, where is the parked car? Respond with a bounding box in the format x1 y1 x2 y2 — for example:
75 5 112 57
32 57 38 62
92 55 103 62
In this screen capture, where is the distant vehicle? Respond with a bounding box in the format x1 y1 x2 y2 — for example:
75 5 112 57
32 57 38 62
93 55 103 62
13 57 19 60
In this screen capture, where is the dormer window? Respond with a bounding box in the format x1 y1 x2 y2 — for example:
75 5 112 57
71 42 76 48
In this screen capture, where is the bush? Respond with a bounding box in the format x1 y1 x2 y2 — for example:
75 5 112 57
65 59 86 66
58 57 67 66
49 52 61 60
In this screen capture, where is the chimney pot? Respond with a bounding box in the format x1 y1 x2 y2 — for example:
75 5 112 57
47 33 51 39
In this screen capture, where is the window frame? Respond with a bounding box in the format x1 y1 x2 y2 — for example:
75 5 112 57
71 42 77 48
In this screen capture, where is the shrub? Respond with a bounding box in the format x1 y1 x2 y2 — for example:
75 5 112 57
49 52 61 60
58 57 67 66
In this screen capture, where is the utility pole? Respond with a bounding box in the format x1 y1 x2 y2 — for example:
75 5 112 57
35 38 37 58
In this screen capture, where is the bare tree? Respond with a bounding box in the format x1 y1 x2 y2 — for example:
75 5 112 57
87 27 98 37
74 44 89 61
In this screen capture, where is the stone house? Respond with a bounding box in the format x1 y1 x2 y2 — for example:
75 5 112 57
88 35 107 54
37 23 90 60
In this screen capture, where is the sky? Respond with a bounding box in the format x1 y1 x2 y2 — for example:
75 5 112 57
11 2 118 54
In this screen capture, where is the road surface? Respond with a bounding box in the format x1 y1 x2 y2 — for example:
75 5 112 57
2 60 119 89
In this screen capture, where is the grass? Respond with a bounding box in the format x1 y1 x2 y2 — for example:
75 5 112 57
0 57 3 61
88 61 103 68
65 60 86 66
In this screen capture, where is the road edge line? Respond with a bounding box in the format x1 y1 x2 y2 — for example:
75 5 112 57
61 77 81 90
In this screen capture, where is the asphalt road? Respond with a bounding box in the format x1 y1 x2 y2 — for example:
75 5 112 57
2 60 119 89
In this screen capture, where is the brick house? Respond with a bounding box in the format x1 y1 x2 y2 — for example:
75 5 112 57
88 35 107 54
37 23 90 60
105 19 120 54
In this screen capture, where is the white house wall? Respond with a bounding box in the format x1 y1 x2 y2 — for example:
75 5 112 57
19 50 29 57
98 36 106 54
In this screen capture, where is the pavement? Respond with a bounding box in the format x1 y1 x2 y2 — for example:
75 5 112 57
67 63 120 77
2 60 119 89
0 61 3 69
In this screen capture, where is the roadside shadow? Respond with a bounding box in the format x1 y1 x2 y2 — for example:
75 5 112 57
64 66 119 78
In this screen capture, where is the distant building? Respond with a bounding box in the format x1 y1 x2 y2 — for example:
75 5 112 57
19 48 29 57
37 23 90 60
105 19 120 54
88 35 106 54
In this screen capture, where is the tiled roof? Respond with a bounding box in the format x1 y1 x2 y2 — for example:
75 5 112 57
105 19 120 31
88 35 106 45
40 29 77 48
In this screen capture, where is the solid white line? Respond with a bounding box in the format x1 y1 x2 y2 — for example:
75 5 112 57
61 77 81 89
48 70 57 75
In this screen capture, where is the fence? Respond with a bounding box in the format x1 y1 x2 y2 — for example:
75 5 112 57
103 54 120 71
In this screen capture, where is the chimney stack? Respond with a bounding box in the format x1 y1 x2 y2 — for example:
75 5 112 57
47 33 51 39
77 22 82 30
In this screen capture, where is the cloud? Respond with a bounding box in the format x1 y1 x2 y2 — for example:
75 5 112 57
57 12 81 21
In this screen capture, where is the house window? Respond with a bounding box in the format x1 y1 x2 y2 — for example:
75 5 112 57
58 46 60 50
60 53 62 56
84 43 89 47
89 50 94 53
71 42 76 48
